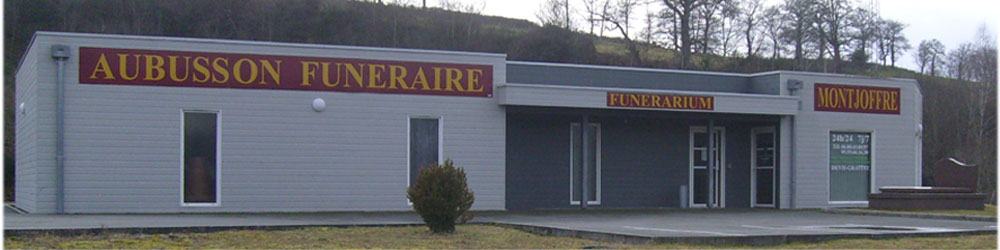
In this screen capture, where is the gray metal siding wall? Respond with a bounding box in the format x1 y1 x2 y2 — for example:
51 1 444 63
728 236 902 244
14 45 41 213
786 73 920 208
28 33 507 213
506 63 751 93
505 109 768 210
505 113 689 210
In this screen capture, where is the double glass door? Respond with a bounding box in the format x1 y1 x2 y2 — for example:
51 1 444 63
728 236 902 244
689 126 725 208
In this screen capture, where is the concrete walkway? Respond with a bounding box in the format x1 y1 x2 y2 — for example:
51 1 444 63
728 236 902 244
5 207 424 235
822 207 997 222
6 208 996 245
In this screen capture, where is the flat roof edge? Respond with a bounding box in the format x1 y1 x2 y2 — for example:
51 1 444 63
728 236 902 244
502 83 800 100
15 33 44 76
507 60 753 77
31 31 509 59
765 70 918 83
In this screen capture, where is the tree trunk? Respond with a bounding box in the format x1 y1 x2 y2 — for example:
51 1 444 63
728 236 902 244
679 10 691 69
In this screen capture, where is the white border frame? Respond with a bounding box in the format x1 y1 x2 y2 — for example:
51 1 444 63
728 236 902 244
180 110 222 207
827 129 876 205
751 126 777 208
406 115 444 204
570 123 601 205
688 126 726 208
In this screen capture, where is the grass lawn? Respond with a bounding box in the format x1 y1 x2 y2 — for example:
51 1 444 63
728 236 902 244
854 204 997 217
5 225 996 249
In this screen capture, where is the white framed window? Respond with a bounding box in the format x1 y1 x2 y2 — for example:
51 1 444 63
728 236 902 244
180 110 221 206
407 116 443 190
570 122 600 205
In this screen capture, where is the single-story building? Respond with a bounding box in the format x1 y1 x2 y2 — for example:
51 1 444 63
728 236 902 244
14 32 922 213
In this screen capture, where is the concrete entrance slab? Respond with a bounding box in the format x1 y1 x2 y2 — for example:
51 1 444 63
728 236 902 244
476 209 996 244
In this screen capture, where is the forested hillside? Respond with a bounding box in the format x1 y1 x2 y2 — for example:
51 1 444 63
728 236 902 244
4 0 996 202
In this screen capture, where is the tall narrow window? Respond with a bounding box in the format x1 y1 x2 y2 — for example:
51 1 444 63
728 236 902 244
183 111 218 204
570 123 600 205
409 117 440 187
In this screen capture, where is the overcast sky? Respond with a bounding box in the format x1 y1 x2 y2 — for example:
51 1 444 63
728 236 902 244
421 0 997 72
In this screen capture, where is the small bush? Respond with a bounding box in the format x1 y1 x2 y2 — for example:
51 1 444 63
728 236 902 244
406 159 475 234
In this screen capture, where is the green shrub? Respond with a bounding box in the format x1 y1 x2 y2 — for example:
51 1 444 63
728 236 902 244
406 159 475 234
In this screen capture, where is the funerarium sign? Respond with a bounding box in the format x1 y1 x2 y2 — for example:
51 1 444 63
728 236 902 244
607 92 714 111
78 47 493 97
814 83 900 114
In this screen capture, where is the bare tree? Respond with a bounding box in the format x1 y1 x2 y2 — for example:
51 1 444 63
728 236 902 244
440 0 485 14
849 5 878 64
638 9 664 44
816 0 853 72
947 43 975 81
879 19 909 67
717 1 740 58
780 0 817 68
761 5 785 59
537 0 573 29
965 26 997 202
916 39 945 76
581 0 605 34
661 0 713 69
592 0 643 65
736 0 763 58
692 0 724 55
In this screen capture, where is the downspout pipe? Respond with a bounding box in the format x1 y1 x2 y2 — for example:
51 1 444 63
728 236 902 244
786 79 802 209
581 115 590 209
52 45 69 214
707 119 714 208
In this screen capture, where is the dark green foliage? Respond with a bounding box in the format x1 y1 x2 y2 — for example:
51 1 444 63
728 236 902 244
849 49 871 69
509 25 597 64
406 159 474 234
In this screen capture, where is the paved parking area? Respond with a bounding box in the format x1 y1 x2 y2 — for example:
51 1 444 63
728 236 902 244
478 209 994 237
6 207 995 244
476 209 996 244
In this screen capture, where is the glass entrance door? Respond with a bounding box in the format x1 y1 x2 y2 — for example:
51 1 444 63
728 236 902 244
752 127 776 207
689 126 725 208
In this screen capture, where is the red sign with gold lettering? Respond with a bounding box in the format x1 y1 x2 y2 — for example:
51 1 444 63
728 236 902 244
814 83 899 114
607 92 714 110
78 47 493 97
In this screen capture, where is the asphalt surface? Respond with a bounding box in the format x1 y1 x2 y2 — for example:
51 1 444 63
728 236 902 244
5 207 996 243
476 209 996 238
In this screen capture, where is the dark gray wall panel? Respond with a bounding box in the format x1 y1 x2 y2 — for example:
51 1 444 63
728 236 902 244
598 117 689 208
507 64 751 93
723 121 752 208
749 74 781 94
505 114 576 210
506 106 780 210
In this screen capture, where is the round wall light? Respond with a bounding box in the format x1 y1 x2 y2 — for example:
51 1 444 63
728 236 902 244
312 98 326 112
18 102 25 114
